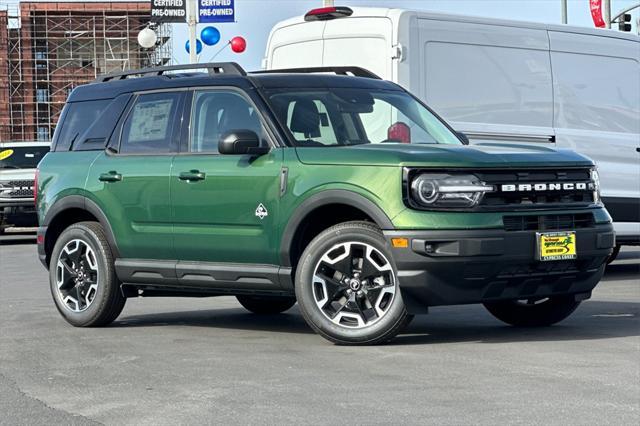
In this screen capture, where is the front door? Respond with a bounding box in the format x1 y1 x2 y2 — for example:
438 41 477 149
86 91 184 260
171 88 282 264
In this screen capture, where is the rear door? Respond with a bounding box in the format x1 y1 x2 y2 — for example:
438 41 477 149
85 91 184 260
171 88 282 265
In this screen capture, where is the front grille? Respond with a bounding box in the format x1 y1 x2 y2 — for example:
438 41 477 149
503 213 595 232
477 168 595 209
0 179 35 199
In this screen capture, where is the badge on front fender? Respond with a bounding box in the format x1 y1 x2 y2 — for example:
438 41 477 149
255 203 268 220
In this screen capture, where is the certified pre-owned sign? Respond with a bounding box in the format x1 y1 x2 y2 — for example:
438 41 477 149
150 0 187 23
199 0 235 23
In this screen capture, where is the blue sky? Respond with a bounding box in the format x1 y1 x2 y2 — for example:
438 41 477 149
174 0 640 70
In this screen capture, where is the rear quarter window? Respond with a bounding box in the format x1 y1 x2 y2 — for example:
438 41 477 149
54 99 110 151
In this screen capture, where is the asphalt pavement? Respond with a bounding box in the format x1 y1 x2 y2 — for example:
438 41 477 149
1 233 638 425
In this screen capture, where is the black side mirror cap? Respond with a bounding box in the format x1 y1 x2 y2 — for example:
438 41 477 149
218 130 269 156
456 131 470 145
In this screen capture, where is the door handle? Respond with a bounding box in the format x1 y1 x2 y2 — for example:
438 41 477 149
179 170 206 181
99 171 122 182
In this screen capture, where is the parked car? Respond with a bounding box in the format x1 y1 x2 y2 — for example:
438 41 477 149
264 6 640 258
36 62 614 344
0 141 50 232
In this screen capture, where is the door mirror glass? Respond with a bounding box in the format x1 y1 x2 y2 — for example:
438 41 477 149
218 130 269 155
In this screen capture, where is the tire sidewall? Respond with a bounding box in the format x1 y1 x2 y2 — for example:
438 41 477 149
295 224 407 344
49 224 115 326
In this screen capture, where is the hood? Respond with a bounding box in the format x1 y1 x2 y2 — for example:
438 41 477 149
295 143 594 168
0 168 37 181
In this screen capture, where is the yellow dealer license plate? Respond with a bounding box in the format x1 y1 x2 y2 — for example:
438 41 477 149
537 231 577 261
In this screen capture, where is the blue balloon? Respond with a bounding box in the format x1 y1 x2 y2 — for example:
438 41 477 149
185 39 203 54
201 26 220 46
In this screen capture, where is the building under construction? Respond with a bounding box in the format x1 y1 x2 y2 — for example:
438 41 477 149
0 1 172 142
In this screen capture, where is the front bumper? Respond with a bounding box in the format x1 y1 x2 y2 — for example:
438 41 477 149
384 224 615 312
1 201 37 227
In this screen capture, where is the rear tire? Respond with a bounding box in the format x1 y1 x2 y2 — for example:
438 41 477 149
49 221 125 327
295 221 412 345
236 295 296 314
483 296 580 327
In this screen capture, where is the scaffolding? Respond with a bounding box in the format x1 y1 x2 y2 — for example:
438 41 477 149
0 2 172 142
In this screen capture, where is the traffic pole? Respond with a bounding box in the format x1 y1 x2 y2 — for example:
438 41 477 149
187 0 198 64
603 0 611 28
561 0 568 24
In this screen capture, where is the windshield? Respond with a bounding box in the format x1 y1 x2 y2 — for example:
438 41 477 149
0 146 49 169
266 88 461 147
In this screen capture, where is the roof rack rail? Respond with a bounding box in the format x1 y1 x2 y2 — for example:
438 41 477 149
253 66 381 80
95 62 246 83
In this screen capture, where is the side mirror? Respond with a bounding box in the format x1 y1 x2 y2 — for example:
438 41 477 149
218 130 269 156
456 131 470 145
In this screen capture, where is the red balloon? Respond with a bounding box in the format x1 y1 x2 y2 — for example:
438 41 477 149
230 36 246 53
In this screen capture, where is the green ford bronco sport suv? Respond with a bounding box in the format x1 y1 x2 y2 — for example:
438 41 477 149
36 63 615 345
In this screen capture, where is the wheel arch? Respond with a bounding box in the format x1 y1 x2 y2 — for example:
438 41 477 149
42 195 120 267
280 189 394 268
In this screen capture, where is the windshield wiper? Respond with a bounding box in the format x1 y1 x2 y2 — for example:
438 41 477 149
0 165 20 169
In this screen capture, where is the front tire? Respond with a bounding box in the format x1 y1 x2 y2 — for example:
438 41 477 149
295 221 412 345
49 221 125 327
483 296 581 327
236 295 296 314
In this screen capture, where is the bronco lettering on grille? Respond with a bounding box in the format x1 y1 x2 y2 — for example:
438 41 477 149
500 182 594 192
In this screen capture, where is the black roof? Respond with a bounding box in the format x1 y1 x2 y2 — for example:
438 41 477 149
67 63 401 102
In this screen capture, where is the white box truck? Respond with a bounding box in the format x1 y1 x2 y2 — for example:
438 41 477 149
264 6 640 252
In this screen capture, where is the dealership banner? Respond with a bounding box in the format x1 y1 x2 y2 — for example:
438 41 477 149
590 0 606 28
150 0 187 23
199 0 235 23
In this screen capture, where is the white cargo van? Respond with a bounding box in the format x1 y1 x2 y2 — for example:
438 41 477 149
264 6 640 250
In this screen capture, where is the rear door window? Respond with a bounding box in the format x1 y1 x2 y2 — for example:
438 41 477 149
120 92 182 154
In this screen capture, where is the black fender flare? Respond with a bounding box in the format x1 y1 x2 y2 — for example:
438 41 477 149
279 189 394 266
43 195 120 258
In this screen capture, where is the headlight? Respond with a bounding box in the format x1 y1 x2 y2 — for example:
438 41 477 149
590 168 601 204
410 173 494 208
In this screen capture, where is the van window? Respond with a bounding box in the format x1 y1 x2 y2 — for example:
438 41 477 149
55 99 110 151
120 92 181 154
424 42 553 128
551 53 639 133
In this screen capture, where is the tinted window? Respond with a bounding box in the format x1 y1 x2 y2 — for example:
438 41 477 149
120 92 181 154
55 99 110 151
190 90 265 153
0 146 50 169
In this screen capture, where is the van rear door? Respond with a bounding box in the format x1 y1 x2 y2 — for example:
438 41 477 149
267 21 325 69
322 17 394 80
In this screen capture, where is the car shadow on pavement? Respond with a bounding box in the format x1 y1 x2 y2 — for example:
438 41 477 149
114 298 638 345
115 308 316 335
105 255 640 344
392 300 639 346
